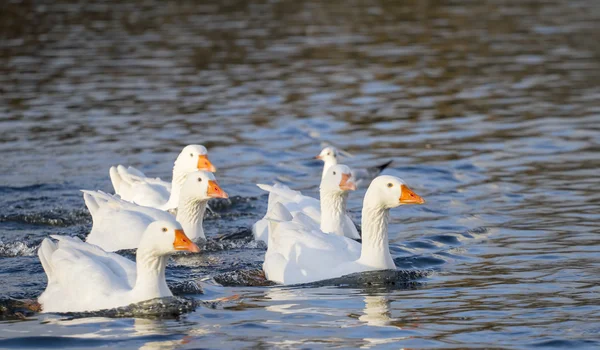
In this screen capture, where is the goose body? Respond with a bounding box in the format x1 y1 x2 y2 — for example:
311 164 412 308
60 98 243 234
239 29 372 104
85 171 228 251
109 166 172 208
84 190 170 251
38 221 200 313
253 164 360 244
110 145 217 210
263 175 424 285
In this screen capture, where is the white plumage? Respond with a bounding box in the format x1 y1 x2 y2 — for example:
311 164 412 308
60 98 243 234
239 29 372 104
253 164 360 244
263 176 425 285
38 221 200 313
84 171 228 251
109 145 216 210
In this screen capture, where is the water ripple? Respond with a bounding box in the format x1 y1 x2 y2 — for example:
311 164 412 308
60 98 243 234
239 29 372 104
1 0 599 348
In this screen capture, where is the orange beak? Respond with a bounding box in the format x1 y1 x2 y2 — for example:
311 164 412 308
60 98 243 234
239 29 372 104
207 180 228 198
197 155 217 172
173 229 200 253
339 173 357 191
399 184 425 204
314 154 323 160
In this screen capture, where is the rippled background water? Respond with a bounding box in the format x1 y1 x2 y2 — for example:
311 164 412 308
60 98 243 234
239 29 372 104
1 0 600 348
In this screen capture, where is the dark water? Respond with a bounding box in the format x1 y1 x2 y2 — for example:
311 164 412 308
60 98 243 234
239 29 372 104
1 0 600 348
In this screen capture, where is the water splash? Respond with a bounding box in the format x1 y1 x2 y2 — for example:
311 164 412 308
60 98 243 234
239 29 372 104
0 297 41 320
168 279 204 295
213 269 276 287
0 209 90 227
0 241 38 257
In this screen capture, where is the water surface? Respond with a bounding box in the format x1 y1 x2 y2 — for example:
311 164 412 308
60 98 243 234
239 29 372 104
1 0 600 348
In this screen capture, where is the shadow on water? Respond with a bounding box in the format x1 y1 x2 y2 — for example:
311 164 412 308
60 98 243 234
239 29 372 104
0 335 183 349
57 297 199 320
304 269 430 290
0 294 243 321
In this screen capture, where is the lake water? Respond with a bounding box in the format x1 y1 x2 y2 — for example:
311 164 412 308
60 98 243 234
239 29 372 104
1 0 600 348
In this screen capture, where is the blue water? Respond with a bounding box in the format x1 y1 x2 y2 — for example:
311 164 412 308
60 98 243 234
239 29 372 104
1 0 600 348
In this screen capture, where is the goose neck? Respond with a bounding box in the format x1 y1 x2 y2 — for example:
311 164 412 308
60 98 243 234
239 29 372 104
321 159 337 180
358 202 395 269
319 189 348 236
175 195 208 241
163 166 187 210
132 249 172 301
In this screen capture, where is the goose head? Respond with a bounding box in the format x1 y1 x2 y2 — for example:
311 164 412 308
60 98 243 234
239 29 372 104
321 164 357 193
315 146 339 165
181 170 228 200
175 145 217 173
142 221 201 254
366 175 425 209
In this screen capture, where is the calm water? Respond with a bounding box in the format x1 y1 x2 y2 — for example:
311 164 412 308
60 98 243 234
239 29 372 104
1 0 600 348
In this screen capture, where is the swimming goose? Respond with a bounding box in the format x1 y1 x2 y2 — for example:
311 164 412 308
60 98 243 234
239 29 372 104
253 164 360 244
38 221 200 313
263 175 424 285
109 145 217 210
85 171 227 251
316 146 392 188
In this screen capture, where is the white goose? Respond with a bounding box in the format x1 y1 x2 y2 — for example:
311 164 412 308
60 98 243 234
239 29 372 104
84 171 227 252
263 175 424 285
253 164 360 244
316 146 392 188
38 220 200 313
110 145 217 210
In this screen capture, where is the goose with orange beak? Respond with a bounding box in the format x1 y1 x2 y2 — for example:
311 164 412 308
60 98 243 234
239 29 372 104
109 145 218 211
38 221 201 313
84 171 228 251
263 175 425 285
253 164 361 244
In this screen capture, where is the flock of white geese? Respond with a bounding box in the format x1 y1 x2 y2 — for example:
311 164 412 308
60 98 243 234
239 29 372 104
37 145 425 313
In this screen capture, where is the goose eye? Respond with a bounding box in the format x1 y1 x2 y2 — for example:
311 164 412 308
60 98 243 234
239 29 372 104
327 152 330 156
190 153 193 157
333 171 336 175
197 177 202 182
387 183 393 188
162 227 168 232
